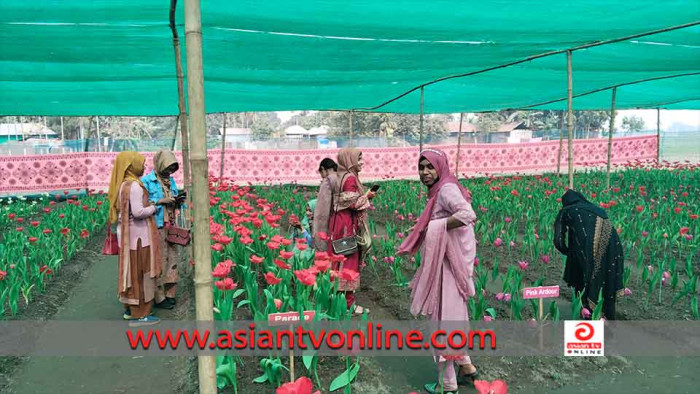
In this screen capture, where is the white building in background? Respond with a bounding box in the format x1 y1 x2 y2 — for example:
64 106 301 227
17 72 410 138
285 125 329 138
0 123 58 144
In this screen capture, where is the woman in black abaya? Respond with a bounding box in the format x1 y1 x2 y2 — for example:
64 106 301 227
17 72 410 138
554 189 624 319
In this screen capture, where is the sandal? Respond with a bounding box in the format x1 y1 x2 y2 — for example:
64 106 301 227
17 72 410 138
456 364 478 386
424 382 458 394
352 305 370 316
154 300 174 310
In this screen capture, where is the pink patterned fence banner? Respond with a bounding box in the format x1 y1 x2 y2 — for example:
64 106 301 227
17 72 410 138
0 135 657 194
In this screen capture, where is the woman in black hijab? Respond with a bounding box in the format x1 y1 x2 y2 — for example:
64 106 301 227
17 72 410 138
554 189 624 319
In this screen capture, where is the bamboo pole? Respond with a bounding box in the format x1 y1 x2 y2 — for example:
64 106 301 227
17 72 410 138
170 0 192 221
566 51 574 190
219 113 227 184
183 0 217 392
656 108 661 163
96 116 101 152
605 87 617 189
455 113 464 177
557 113 564 175
348 110 353 146
419 86 424 152
60 116 64 141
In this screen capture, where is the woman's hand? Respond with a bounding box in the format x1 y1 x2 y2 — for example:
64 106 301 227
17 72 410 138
157 197 176 206
366 191 377 200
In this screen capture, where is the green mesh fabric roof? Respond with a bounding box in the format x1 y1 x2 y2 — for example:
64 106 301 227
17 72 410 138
1 1 699 115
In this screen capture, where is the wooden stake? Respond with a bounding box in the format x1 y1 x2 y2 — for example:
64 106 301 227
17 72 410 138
566 51 574 190
605 87 617 189
289 323 295 381
183 0 217 392
170 0 192 222
657 108 661 163
538 299 544 349
220 113 227 184
419 86 424 152
455 113 464 177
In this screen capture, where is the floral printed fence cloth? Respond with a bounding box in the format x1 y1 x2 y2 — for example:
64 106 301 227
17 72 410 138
0 135 657 194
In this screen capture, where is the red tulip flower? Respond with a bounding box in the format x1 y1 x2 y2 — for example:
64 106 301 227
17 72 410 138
43 229 52 235
212 260 234 278
28 237 38 243
276 376 320 394
274 258 291 270
274 298 283 310
264 272 282 285
250 255 264 265
679 227 690 235
80 229 89 239
267 242 280 250
279 251 294 260
474 379 508 394
294 269 317 286
314 259 331 273
211 243 224 252
214 278 236 291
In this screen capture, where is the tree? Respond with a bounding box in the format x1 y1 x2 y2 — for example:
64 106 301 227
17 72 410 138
621 115 645 132
251 112 281 139
475 112 505 132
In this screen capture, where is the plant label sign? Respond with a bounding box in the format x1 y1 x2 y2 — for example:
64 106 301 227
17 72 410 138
522 285 560 299
268 311 316 326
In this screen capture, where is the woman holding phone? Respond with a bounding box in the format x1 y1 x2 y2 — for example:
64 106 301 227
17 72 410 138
327 148 375 315
141 150 184 309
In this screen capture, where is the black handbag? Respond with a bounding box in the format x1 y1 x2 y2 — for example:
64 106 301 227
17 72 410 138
330 174 359 256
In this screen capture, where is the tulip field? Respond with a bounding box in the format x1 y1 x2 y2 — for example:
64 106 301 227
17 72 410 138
203 160 698 393
0 161 697 393
0 191 108 318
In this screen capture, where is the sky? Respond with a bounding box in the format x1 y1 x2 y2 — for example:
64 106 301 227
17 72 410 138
277 110 700 130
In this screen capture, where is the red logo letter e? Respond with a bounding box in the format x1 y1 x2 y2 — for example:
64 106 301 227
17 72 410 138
574 322 594 341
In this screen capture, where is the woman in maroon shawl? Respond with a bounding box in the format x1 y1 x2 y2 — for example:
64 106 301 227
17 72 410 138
328 148 375 315
398 149 478 394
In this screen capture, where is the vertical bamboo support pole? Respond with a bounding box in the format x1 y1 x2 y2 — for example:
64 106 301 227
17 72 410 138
656 108 661 163
348 110 354 147
419 86 424 152
605 87 617 189
170 0 192 221
566 51 574 190
96 116 101 152
455 112 464 177
60 116 65 141
219 113 227 184
183 0 217 392
557 110 564 175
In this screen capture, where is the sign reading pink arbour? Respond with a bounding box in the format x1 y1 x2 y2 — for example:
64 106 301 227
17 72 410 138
0 136 657 195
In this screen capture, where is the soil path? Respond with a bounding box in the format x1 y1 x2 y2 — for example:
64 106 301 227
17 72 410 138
3 252 181 394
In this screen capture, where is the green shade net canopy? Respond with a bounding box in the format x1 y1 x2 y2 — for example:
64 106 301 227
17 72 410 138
1 0 698 115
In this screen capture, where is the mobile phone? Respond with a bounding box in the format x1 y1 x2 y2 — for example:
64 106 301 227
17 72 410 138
370 184 380 192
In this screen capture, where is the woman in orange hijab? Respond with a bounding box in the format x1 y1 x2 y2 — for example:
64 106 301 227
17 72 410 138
108 152 162 326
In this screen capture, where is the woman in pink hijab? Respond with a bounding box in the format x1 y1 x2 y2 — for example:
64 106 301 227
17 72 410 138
398 148 478 394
